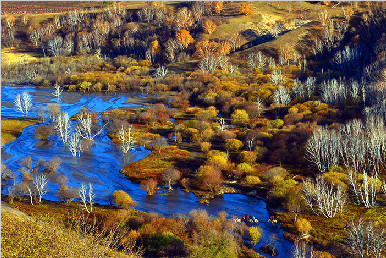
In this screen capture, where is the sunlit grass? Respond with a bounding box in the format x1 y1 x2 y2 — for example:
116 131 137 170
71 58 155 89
1 209 134 258
1 119 37 146
121 146 190 181
1 48 39 65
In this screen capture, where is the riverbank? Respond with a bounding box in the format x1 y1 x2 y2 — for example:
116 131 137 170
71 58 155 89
1 118 39 146
1 84 294 257
1 197 266 258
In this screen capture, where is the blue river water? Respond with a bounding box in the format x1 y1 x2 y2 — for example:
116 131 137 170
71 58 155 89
1 85 293 257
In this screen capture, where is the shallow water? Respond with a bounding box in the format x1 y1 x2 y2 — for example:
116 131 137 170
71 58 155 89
1 85 293 257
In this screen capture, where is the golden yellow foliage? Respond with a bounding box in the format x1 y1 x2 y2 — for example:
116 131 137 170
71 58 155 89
203 19 217 34
295 218 312 234
151 40 161 54
112 190 136 209
176 29 195 48
239 3 254 16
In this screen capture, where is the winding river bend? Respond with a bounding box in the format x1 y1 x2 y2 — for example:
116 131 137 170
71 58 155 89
1 85 293 257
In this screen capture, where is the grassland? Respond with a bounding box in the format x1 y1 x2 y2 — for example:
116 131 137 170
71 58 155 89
1 119 38 146
121 146 190 182
275 204 386 255
1 202 137 258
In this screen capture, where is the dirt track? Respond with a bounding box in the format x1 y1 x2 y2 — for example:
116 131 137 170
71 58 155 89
1 201 32 220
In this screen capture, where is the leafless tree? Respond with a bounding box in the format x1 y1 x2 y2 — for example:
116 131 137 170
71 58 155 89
273 86 291 106
218 118 228 131
358 171 378 208
47 35 64 56
321 78 347 105
199 53 222 72
336 117 386 207
305 77 316 98
165 38 181 63
54 112 70 143
68 132 81 157
21 156 33 172
47 103 61 121
19 181 34 205
292 239 313 258
155 65 168 78
78 182 90 213
88 183 96 212
33 174 49 203
1 164 15 185
382 181 386 204
248 52 266 69
14 92 33 116
78 182 95 213
118 125 136 163
347 219 386 258
75 113 107 141
303 176 346 218
36 105 47 122
293 78 305 98
153 136 167 153
270 70 285 86
45 156 62 173
52 83 63 102
137 6 154 23
63 35 74 55
20 167 33 181
255 97 264 117
306 126 340 172
246 137 255 151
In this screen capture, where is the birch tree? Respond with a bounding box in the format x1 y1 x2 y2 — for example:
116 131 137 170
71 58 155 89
68 132 81 157
47 35 64 56
78 182 96 213
217 118 228 131
155 65 168 78
305 76 316 98
347 219 386 258
270 70 285 86
305 126 340 172
302 176 346 218
52 83 63 102
118 125 136 163
273 86 291 106
75 113 106 141
246 137 255 151
54 112 70 143
19 182 34 205
78 182 90 213
33 174 49 203
88 183 96 212
14 92 33 116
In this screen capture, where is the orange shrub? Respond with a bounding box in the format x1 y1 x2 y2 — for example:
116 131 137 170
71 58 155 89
203 19 217 34
240 3 254 15
176 29 194 48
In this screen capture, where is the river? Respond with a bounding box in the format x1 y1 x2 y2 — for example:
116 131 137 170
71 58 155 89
1 85 293 257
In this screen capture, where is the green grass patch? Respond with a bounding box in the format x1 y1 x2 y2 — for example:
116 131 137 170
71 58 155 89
121 146 190 181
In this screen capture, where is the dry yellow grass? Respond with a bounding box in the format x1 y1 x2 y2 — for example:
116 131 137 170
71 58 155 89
1 210 137 258
1 48 40 65
1 119 37 146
